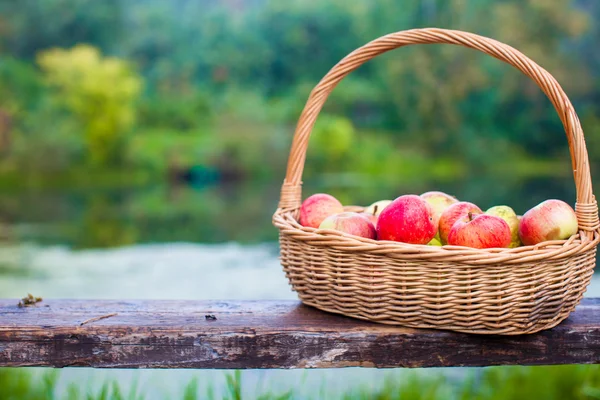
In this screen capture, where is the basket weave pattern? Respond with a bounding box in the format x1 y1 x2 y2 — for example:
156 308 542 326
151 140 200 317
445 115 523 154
273 29 600 334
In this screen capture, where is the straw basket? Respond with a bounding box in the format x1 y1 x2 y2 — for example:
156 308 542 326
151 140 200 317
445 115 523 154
272 28 600 335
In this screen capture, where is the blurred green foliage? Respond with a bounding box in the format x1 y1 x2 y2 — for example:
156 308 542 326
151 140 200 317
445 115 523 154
0 0 597 187
37 45 142 165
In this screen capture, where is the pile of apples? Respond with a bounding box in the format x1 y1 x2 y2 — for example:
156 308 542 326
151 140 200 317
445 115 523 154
298 192 579 249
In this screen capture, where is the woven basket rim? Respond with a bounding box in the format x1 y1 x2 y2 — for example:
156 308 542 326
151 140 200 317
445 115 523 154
274 209 600 266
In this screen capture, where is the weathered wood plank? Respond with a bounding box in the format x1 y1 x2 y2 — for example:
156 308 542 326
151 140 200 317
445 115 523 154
1 298 600 369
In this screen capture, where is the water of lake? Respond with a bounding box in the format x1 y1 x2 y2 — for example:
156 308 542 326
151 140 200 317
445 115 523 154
1 175 598 398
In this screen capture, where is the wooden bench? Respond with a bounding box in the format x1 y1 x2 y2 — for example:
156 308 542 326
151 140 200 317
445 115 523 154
1 298 600 369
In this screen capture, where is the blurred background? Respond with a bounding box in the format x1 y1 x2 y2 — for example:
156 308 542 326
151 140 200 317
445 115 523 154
2 0 600 399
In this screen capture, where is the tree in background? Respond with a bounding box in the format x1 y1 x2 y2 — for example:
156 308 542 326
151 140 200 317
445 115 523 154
0 0 123 59
37 45 142 166
0 0 597 180
332 0 590 158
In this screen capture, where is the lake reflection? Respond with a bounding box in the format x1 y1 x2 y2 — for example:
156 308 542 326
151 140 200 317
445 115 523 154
0 242 292 300
0 173 583 247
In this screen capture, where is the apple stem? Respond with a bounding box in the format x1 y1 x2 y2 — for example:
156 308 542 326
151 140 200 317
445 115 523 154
373 205 378 215
468 212 474 221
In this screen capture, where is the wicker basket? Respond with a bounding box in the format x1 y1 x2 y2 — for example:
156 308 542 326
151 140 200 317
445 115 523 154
272 28 600 335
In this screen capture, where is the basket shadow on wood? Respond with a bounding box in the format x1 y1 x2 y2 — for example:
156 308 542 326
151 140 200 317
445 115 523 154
273 28 600 335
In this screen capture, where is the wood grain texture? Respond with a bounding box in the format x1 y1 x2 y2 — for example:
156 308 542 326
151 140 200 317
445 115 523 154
1 298 600 369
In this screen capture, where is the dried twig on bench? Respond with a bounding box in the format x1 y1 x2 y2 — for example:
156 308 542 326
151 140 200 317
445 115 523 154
80 313 118 326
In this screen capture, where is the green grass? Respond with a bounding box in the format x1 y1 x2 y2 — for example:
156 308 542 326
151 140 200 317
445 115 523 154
4 365 600 400
346 366 600 400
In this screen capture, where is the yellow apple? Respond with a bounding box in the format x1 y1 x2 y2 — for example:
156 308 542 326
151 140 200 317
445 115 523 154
486 205 521 248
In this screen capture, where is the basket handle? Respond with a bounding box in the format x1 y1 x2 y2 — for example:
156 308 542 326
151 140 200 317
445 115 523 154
278 28 598 233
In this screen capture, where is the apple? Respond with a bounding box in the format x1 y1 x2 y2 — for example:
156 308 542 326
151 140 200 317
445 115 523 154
421 191 459 240
428 237 442 246
518 199 578 245
362 200 392 227
364 200 392 217
377 195 436 244
438 202 483 244
361 212 378 226
447 212 511 249
318 212 377 239
299 193 344 228
486 205 521 248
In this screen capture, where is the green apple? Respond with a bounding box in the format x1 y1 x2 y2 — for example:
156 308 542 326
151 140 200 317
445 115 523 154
486 205 521 248
427 237 442 246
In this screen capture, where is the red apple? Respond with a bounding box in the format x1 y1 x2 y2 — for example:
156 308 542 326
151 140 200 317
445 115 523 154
447 212 511 249
438 202 482 244
518 199 578 245
318 212 376 239
361 212 378 226
361 200 392 227
299 193 344 228
420 191 459 240
376 195 436 244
